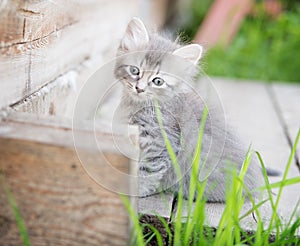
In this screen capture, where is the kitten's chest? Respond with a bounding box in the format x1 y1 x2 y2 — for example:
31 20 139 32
129 106 178 129
129 106 181 149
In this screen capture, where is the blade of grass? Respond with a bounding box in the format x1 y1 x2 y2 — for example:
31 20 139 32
141 229 159 246
143 224 164 246
237 179 267 246
256 151 281 241
214 149 253 245
154 100 182 183
0 172 31 246
276 216 300 245
156 215 173 246
262 176 300 189
184 106 208 245
233 149 255 244
271 129 300 236
214 168 236 245
193 198 207 245
120 195 145 246
285 199 300 230
239 198 268 221
154 99 184 246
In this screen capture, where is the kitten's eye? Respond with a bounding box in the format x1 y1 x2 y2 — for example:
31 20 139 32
152 77 165 86
129 66 140 76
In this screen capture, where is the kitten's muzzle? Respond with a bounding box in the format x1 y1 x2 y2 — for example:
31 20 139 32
135 86 145 93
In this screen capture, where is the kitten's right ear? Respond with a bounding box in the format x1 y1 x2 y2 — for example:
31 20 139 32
173 44 203 65
120 17 149 51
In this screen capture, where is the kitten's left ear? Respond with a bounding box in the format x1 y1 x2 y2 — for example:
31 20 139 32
173 44 203 65
120 17 149 51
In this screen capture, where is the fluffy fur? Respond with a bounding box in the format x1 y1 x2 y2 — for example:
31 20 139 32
114 18 264 202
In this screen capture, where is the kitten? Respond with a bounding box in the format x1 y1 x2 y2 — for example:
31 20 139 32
114 18 264 202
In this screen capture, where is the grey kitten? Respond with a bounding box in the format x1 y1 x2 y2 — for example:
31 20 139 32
114 18 264 202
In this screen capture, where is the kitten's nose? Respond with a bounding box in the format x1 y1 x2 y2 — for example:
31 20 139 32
135 86 144 93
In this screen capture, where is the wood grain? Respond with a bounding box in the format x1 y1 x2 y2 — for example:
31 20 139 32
0 113 138 245
11 70 78 118
139 79 300 233
212 78 300 227
271 83 300 170
0 0 138 110
138 194 174 218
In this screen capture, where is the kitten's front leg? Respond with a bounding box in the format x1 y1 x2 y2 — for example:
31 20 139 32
138 140 170 197
137 121 174 197
138 165 165 197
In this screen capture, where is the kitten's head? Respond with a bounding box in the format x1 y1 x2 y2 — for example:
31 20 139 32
114 18 203 102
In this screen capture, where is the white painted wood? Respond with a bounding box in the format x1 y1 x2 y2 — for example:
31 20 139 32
178 200 273 231
12 70 78 118
137 79 299 233
272 83 300 164
211 78 290 169
1 111 138 152
0 0 138 111
211 78 300 229
138 194 174 218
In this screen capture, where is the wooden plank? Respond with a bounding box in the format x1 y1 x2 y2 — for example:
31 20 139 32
169 79 299 232
0 113 138 245
0 0 138 110
211 79 291 168
211 78 300 227
11 70 78 118
0 138 128 246
10 46 118 119
133 79 299 233
138 194 174 218
178 201 264 230
271 83 300 168
1 112 139 189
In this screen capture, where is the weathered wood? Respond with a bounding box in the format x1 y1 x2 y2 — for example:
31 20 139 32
11 70 78 118
212 79 291 169
139 78 300 233
0 0 138 110
138 194 174 218
271 83 300 169
212 78 300 227
178 201 266 231
0 113 138 245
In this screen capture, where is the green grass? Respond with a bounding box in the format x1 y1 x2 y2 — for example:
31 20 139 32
124 103 300 245
204 7 300 83
182 1 300 83
0 173 31 246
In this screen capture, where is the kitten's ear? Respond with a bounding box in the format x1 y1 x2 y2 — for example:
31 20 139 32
173 44 203 65
120 17 149 51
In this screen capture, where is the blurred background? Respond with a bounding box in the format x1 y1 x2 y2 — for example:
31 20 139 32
149 0 300 83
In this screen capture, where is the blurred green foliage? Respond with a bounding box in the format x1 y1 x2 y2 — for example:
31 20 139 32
181 0 213 39
184 1 300 83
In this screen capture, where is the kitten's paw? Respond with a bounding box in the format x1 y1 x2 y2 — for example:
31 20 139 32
138 186 157 197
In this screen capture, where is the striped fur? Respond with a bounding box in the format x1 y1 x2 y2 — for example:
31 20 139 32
114 18 264 202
